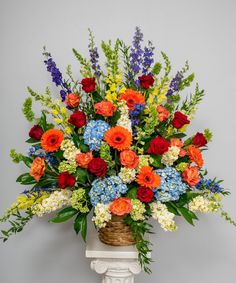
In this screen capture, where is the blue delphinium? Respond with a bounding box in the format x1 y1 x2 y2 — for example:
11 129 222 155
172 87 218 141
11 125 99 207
167 72 183 96
129 103 145 135
43 50 71 101
88 31 101 77
196 178 223 193
83 120 110 151
89 176 128 206
130 27 144 86
154 167 188 202
28 145 58 165
142 41 154 75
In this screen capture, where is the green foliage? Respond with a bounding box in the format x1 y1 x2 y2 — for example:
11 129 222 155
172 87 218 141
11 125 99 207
16 173 36 185
72 48 92 77
126 187 137 199
101 39 120 76
10 149 24 164
75 167 88 184
181 83 205 116
152 62 162 75
150 155 163 169
179 73 195 91
0 209 33 242
27 86 41 101
119 41 134 88
175 191 201 207
74 213 88 242
125 216 153 274
204 128 213 142
49 207 78 223
178 207 198 225
220 209 236 227
143 106 158 136
22 97 35 122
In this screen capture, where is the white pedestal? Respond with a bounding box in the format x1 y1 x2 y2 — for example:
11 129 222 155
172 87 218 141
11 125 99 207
86 233 142 283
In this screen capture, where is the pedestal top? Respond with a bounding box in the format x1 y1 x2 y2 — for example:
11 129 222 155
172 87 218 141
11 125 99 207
85 233 139 259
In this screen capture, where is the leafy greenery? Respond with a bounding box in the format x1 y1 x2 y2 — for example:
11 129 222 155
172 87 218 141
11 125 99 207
72 48 92 77
125 216 153 274
0 209 33 242
152 62 162 75
49 207 78 223
74 213 88 242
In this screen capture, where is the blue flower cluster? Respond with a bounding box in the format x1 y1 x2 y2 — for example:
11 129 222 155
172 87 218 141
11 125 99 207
89 176 128 206
167 72 183 96
154 167 188 202
44 53 71 101
142 41 154 75
28 145 58 165
196 178 223 193
129 103 145 117
83 120 110 151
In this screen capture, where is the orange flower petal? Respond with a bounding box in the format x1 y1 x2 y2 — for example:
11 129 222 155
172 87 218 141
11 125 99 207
104 126 132 151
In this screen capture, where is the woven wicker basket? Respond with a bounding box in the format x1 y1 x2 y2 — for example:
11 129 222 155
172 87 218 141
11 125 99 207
99 214 135 246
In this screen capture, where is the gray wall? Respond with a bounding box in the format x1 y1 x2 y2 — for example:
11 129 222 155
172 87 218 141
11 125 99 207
0 0 236 282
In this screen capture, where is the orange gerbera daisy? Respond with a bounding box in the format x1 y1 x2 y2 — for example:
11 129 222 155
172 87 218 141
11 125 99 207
188 145 204 167
120 89 145 110
104 126 132 151
41 129 64 152
136 166 161 189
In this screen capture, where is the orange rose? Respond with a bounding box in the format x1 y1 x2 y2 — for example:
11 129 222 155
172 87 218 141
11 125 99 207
182 165 200 186
76 151 93 168
94 101 116 117
30 157 45 182
65 93 80 108
109 197 132 216
156 105 169 122
188 145 204 167
170 138 183 148
120 150 139 169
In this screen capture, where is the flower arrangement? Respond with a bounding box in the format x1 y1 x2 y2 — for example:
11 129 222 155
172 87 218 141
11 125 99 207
1 27 235 273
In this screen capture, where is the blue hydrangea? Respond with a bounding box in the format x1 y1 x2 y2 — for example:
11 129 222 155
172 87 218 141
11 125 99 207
89 176 128 206
83 120 110 151
196 178 223 193
154 167 188 202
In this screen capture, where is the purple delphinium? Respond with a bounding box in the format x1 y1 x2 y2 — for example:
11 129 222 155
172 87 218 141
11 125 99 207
167 72 183 96
22 187 56 198
88 29 101 77
43 50 71 101
130 27 144 86
142 41 154 75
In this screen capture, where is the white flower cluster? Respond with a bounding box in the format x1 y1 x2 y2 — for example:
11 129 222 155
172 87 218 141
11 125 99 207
130 199 146 221
188 195 221 213
118 167 136 184
150 201 177 231
116 100 132 133
60 139 80 163
92 203 112 228
32 190 72 217
161 146 180 166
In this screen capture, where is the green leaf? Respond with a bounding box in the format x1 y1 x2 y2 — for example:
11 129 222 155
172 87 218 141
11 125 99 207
150 155 163 168
22 157 33 168
79 143 90 153
25 138 40 144
126 187 137 199
38 112 49 131
168 133 186 139
165 203 181 216
92 91 103 103
75 167 88 184
53 150 64 159
74 213 87 241
178 207 198 225
72 133 80 148
110 110 121 126
16 173 36 185
175 191 201 207
49 207 78 223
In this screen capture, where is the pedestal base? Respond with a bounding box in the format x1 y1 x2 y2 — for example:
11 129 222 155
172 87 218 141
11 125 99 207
86 234 143 283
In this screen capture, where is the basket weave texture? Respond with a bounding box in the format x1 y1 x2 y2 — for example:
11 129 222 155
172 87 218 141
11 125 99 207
99 214 135 246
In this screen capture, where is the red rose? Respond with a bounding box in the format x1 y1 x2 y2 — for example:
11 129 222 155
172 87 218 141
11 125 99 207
58 172 76 189
172 111 190 129
138 75 154 89
192 132 207 147
137 186 154 203
68 111 86 128
88 157 107 177
81 77 96 93
147 137 169 155
29 125 44 140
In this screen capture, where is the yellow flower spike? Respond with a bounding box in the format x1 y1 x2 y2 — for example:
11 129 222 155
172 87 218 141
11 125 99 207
110 83 117 92
51 109 59 116
54 118 62 124
60 107 67 114
65 127 72 135
105 77 110 84
119 87 126 94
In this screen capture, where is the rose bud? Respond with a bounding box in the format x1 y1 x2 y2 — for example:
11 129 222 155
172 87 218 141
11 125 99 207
68 111 86 128
29 125 44 140
81 77 96 93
